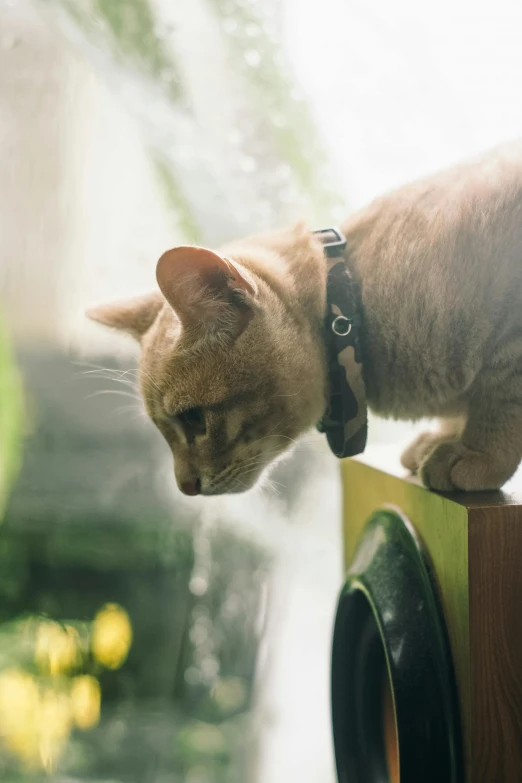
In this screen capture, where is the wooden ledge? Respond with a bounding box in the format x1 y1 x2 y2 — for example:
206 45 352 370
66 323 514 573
340 446 522 783
352 443 522 508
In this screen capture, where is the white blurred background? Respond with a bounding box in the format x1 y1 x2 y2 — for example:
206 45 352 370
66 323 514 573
1 0 522 780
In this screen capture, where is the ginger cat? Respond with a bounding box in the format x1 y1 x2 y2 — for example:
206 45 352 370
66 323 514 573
88 142 522 495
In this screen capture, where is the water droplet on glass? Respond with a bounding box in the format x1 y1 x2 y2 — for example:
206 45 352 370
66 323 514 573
185 667 202 686
222 17 238 34
245 23 260 37
212 677 247 712
240 156 257 173
244 49 261 67
275 163 291 181
279 187 295 205
190 623 208 646
161 68 177 85
162 23 176 37
270 113 287 128
192 604 210 621
229 130 243 146
189 575 208 596
201 656 219 680
222 594 241 618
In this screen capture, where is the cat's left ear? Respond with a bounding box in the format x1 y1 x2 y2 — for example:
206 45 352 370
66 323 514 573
156 246 258 337
86 291 164 341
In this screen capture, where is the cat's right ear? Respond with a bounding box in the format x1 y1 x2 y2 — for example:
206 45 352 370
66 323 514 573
86 291 164 341
156 245 257 338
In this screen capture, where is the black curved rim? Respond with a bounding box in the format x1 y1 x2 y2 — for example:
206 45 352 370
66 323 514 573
331 508 463 783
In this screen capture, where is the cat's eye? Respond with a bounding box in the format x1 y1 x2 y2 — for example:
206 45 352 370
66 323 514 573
176 407 206 436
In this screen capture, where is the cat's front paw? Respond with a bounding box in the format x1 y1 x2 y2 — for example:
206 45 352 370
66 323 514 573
419 441 462 490
401 431 455 474
420 442 512 491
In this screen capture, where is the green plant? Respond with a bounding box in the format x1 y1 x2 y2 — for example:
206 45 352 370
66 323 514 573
0 321 23 519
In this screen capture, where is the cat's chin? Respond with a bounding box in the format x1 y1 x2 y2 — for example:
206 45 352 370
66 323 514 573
204 472 264 495
196 472 262 496
196 445 297 495
200 484 253 496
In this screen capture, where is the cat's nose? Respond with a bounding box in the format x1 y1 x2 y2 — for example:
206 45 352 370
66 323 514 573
180 478 201 496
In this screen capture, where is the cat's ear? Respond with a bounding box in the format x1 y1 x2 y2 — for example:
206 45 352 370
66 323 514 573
156 246 257 337
86 291 164 341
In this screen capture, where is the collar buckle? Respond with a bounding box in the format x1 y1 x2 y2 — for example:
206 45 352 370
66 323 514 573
313 227 347 258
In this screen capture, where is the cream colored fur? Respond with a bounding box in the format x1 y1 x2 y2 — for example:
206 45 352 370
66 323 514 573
88 141 522 494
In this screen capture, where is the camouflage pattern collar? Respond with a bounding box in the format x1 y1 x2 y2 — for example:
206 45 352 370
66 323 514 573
314 228 368 458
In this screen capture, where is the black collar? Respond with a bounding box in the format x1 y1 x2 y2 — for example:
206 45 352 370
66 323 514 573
314 228 368 458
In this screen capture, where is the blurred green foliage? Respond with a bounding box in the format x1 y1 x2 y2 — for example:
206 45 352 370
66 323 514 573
0 348 271 781
208 0 345 223
153 154 203 244
0 321 22 520
59 0 183 100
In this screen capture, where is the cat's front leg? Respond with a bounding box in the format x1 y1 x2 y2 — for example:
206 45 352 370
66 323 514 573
419 395 522 491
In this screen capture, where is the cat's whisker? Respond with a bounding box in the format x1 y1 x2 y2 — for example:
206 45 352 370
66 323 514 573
73 360 138 375
236 462 273 479
263 477 285 494
74 361 141 388
234 465 264 479
235 451 282 470
140 367 162 394
76 369 140 391
85 370 138 383
235 437 289 460
85 389 141 401
79 367 138 378
98 378 139 392
235 419 290 456
129 410 148 422
115 367 140 378
113 403 146 418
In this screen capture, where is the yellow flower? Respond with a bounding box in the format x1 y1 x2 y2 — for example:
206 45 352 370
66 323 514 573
0 668 39 734
0 670 72 771
34 621 80 676
71 675 101 730
37 688 72 772
91 604 132 670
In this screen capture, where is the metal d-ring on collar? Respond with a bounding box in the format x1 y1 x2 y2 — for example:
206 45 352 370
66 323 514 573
332 315 352 337
313 227 368 459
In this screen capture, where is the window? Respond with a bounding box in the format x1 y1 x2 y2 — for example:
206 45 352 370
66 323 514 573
1 0 521 780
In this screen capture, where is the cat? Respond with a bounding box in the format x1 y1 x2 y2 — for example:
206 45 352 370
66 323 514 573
88 141 522 495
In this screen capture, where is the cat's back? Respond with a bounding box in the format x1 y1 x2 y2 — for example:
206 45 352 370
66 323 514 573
343 141 522 417
345 139 522 313
344 139 522 266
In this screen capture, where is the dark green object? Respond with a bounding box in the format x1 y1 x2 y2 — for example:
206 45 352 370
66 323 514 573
331 509 463 783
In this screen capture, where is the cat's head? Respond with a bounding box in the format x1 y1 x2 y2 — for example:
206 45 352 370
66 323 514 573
87 224 328 495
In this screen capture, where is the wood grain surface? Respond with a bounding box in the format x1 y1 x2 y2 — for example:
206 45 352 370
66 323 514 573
468 507 522 782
